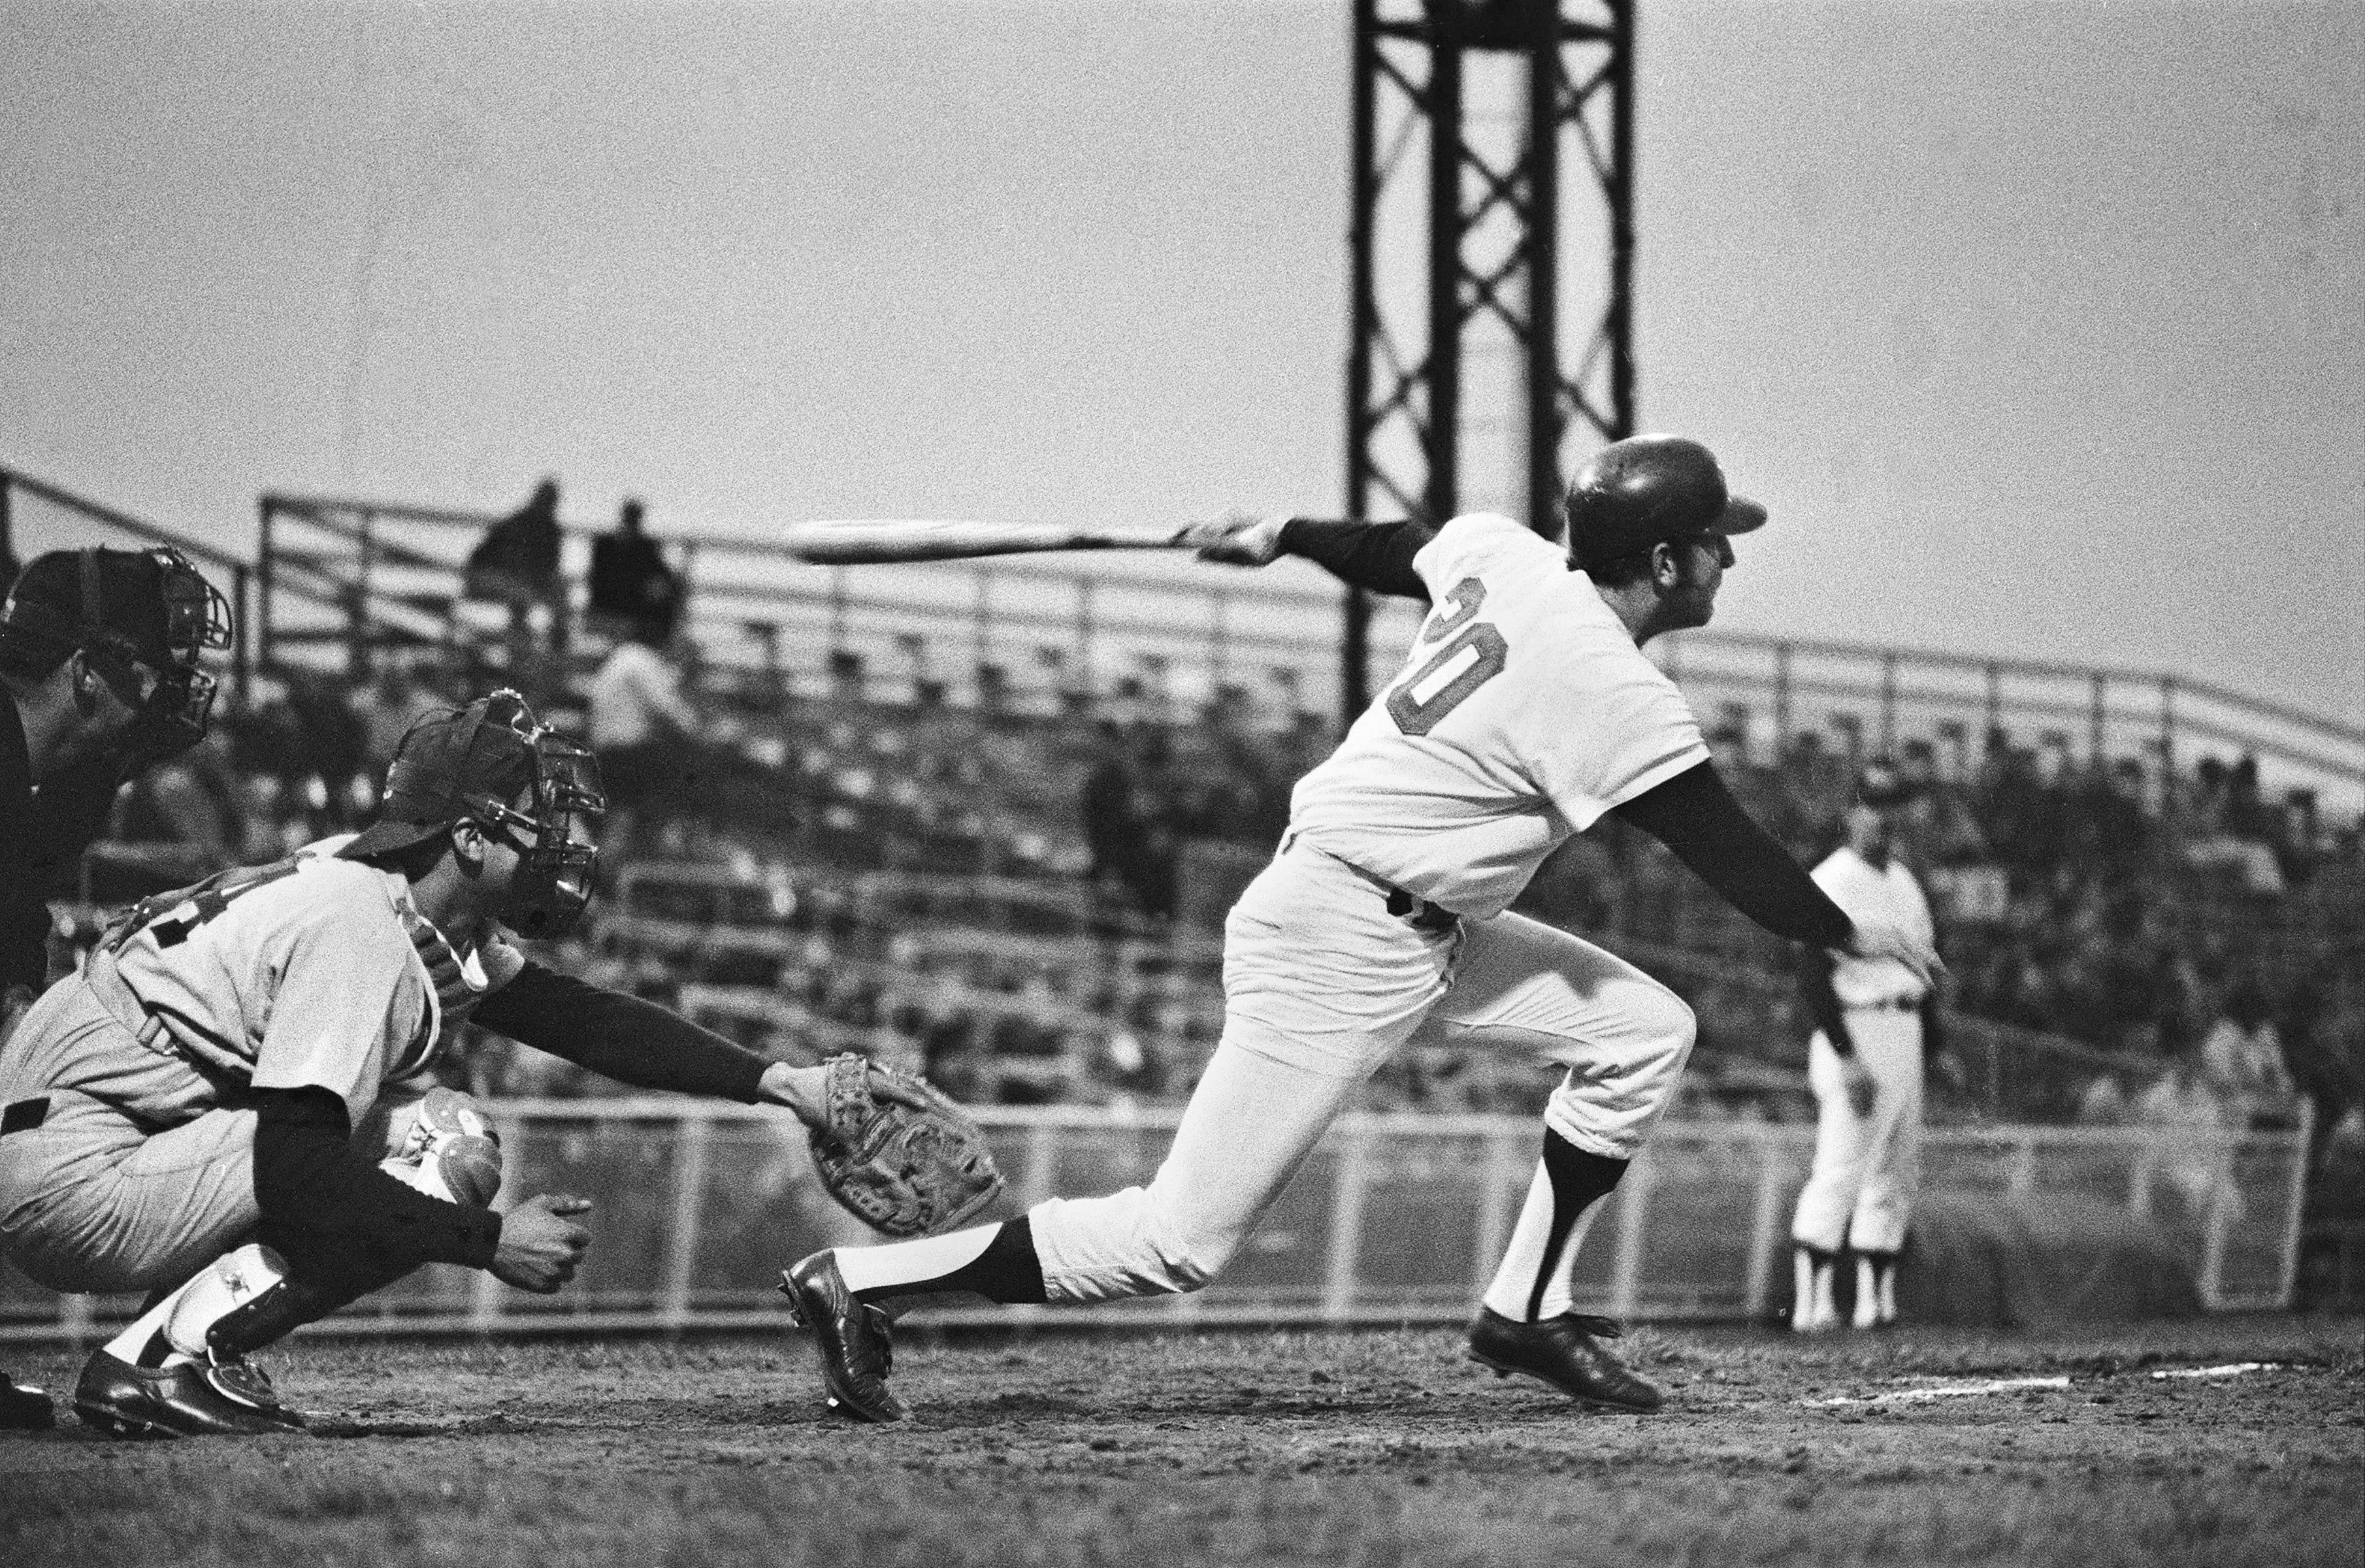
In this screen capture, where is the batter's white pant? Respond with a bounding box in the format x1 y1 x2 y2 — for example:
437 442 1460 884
1788 1011 1923 1256
1028 840 1695 1304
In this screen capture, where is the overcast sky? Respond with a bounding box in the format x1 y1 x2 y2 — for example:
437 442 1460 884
3 0 2358 725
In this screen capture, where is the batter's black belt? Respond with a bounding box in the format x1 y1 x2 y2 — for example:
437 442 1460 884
1336 857 1460 934
1844 996 1923 1013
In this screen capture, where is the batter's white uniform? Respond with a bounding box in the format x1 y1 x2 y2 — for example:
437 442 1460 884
1788 846 1934 1256
1009 513 1706 1311
0 841 513 1294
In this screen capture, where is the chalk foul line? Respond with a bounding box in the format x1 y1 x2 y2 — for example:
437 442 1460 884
1802 1375 2070 1408
1801 1361 2287 1408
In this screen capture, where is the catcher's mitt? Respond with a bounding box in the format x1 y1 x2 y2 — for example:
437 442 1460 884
807 1054 1005 1238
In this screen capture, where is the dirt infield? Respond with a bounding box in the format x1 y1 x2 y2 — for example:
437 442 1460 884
3 1313 2358 1567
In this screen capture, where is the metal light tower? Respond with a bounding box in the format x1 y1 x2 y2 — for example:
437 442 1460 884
1341 0 1635 713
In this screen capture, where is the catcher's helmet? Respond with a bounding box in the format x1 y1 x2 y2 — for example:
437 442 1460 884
0 546 235 756
1562 435 1767 570
342 689 606 939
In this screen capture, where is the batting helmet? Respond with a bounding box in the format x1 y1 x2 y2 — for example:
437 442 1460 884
342 689 606 939
1562 435 1767 571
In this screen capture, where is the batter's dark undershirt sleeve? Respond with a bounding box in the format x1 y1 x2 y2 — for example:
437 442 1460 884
1920 990 1946 1062
470 960 772 1102
1797 947 1859 1059
252 1088 502 1269
1610 760 1855 949
1275 518 1436 601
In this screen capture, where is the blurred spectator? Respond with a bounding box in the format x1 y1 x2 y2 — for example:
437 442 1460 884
2134 1036 2240 1221
2281 970 2365 1177
1175 685 1290 848
587 498 684 644
2072 1071 2132 1126
112 728 259 868
1893 738 1991 866
2181 753 2287 894
351 658 446 778
589 609 704 860
1081 722 1181 922
465 476 567 660
2198 975 2296 1126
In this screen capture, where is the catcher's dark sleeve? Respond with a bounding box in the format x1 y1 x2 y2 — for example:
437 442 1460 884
1798 946 1858 1059
470 960 771 1102
1275 518 1435 600
251 1088 501 1269
1610 760 1855 948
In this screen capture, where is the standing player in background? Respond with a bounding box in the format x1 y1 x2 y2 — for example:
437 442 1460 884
781 434 1941 1422
0 545 234 1429
0 690 874 1439
1789 759 1942 1331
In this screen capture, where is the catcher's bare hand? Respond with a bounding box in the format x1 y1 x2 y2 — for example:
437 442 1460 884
492 1194 593 1294
1180 510 1290 567
758 1060 835 1131
1836 909 1943 990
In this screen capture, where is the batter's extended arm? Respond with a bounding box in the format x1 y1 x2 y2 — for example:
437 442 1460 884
1184 513 1435 599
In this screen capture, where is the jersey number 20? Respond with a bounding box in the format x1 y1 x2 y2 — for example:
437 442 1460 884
1385 577 1507 736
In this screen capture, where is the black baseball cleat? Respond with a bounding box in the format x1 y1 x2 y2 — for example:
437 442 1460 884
779 1251 904 1423
1 1371 56 1431
1467 1307 1665 1413
73 1348 306 1439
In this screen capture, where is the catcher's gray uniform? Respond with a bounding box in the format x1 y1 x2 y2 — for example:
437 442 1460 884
0 847 506 1294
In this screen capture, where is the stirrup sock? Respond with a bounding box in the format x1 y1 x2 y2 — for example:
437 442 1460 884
1482 1132 1627 1322
840 1216 1048 1307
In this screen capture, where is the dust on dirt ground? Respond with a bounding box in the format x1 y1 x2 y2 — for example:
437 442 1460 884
3 1313 2358 1568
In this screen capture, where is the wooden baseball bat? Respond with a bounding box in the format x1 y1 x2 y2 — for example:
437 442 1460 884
782 518 1198 565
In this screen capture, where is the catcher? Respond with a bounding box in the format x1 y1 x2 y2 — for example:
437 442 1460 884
0 689 999 1437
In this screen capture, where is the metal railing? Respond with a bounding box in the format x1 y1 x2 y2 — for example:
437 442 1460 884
0 1100 2310 1343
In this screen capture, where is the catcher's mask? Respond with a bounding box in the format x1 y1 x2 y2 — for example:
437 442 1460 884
0 546 235 758
342 689 606 939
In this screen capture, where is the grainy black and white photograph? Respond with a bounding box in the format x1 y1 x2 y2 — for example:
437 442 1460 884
1 2 2359 1564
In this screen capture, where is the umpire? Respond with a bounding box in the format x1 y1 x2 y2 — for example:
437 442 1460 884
1 545 234 1428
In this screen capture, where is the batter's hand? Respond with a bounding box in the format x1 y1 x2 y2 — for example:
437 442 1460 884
1180 510 1289 567
1840 1056 1877 1118
1836 910 1943 990
491 1194 593 1294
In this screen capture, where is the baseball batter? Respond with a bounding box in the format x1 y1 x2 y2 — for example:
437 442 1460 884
0 689 852 1438
1788 758 1941 1331
782 434 1941 1422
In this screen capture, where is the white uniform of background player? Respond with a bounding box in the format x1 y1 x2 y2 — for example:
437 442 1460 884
781 435 1941 1422
1789 761 1939 1330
